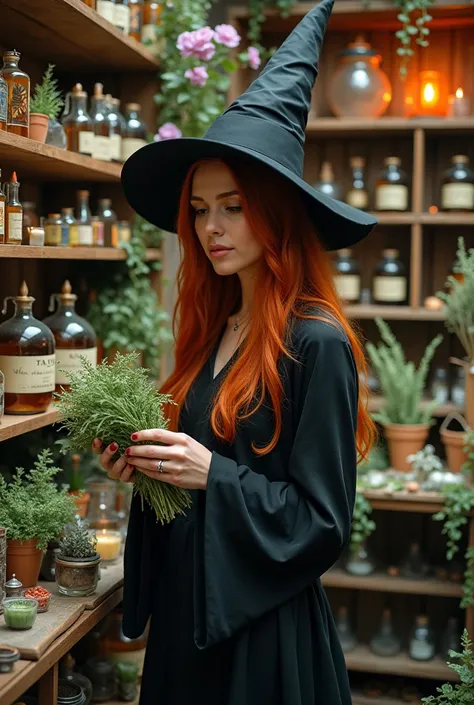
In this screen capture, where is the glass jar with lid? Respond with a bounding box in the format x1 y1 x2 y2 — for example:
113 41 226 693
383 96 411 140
45 213 63 246
372 249 407 306
441 155 474 212
375 157 409 212
333 249 360 303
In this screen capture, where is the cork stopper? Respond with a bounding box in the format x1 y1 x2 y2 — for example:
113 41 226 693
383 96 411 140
320 161 334 182
72 83 87 98
338 248 353 257
383 248 399 258
350 156 365 169
125 102 141 111
452 154 469 164
59 280 78 304
416 615 429 627
385 157 401 167
93 82 104 98
3 49 21 62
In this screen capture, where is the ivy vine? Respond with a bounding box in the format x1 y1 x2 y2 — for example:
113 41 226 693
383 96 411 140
350 490 376 554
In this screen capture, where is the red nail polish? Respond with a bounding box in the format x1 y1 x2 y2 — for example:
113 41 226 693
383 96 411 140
110 442 118 452
131 433 138 441
125 448 131 456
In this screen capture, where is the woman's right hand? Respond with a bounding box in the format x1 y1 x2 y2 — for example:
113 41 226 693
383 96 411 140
92 438 136 483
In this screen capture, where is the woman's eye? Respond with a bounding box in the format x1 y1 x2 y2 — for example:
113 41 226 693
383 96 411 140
194 208 207 216
226 205 242 213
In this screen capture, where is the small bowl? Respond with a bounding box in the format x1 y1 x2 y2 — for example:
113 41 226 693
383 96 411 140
3 597 38 630
0 645 20 673
23 587 52 613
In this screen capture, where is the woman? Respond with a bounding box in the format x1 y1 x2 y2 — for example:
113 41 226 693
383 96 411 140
94 2 378 703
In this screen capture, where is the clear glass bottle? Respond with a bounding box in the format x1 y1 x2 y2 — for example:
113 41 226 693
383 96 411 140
0 73 7 130
129 0 144 41
114 0 130 33
345 541 376 576
346 157 369 210
431 367 449 404
0 50 30 137
76 190 93 247
375 157 409 212
142 1 163 53
44 213 63 247
0 282 55 414
409 615 436 661
63 84 94 157
5 171 22 245
372 248 407 305
118 220 131 245
400 542 430 579
91 216 105 247
96 0 116 24
333 249 360 303
370 608 402 657
0 170 5 244
335 606 357 653
441 617 462 661
313 162 342 201
105 96 125 163
97 198 118 247
43 280 97 393
451 366 465 407
121 103 147 162
441 155 474 212
62 207 79 247
22 201 39 245
90 82 110 162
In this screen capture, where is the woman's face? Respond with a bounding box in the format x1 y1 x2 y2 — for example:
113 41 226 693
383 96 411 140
190 160 263 277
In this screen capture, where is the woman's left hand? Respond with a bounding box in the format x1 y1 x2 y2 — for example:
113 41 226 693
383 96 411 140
125 429 212 491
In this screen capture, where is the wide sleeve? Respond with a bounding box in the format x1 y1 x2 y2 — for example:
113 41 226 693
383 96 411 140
194 323 359 648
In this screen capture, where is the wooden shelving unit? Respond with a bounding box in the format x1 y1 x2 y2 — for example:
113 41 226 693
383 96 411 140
346 646 455 681
322 568 463 598
344 305 446 321
306 116 474 136
0 245 161 261
0 404 59 442
368 395 460 417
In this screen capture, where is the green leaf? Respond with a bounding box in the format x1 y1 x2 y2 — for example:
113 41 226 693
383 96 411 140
221 58 237 72
177 92 190 104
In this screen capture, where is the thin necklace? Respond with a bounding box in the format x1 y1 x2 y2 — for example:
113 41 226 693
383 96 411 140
233 311 249 332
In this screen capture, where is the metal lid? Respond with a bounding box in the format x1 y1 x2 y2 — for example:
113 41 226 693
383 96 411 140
5 574 22 589
341 35 377 58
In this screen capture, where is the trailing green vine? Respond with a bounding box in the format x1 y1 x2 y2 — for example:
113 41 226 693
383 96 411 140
350 490 376 554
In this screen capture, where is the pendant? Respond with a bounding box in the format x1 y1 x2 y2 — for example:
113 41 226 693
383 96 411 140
233 323 239 332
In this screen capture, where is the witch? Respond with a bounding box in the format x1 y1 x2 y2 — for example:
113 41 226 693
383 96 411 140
93 1 378 702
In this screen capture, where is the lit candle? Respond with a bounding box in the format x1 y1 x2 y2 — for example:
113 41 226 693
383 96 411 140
95 530 121 561
447 87 471 118
418 70 448 117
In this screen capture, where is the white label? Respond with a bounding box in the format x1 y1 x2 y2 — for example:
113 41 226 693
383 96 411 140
0 355 56 394
410 640 435 661
114 4 130 33
442 183 474 210
376 184 408 211
7 212 22 242
346 189 368 210
56 347 97 385
92 135 111 162
373 276 407 302
0 201 4 237
78 131 94 156
110 134 122 162
78 224 93 246
96 0 115 23
335 274 360 302
121 137 147 162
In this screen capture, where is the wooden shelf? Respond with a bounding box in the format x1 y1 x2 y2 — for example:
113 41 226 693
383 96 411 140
345 645 455 681
0 132 122 183
0 404 59 443
368 395 460 417
345 305 446 321
361 489 445 514
0 0 160 71
370 212 416 225
306 117 474 136
0 245 161 261
352 695 411 705
420 213 474 226
322 568 463 598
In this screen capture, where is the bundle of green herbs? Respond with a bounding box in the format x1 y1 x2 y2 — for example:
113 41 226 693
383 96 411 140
55 352 191 524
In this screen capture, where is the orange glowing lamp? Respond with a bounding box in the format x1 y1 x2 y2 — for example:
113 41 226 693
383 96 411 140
417 71 448 117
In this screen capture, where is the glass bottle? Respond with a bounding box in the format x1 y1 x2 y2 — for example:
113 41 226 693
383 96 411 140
0 73 7 130
0 171 5 244
105 96 125 163
335 606 357 653
97 198 119 247
333 249 360 303
44 213 63 247
441 155 474 212
372 248 407 305
142 1 163 52
114 0 131 34
346 157 369 210
345 540 376 576
82 0 96 7
91 216 105 247
96 0 116 24
76 190 93 247
441 617 462 661
0 50 30 137
129 0 144 41
21 201 39 245
63 84 94 157
409 615 436 661
90 83 110 162
400 542 430 579
5 171 22 245
121 103 147 162
431 367 449 404
313 162 342 201
375 157 409 212
62 207 79 247
0 282 55 414
451 366 465 407
43 280 97 393
118 220 131 245
370 608 402 657
59 653 93 705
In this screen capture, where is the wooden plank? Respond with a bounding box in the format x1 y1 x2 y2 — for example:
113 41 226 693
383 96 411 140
0 0 159 71
420 213 474 225
345 305 446 321
0 405 59 443
345 645 455 681
368 395 461 417
0 246 161 261
305 118 474 136
410 222 423 307
352 696 409 705
0 661 33 705
38 662 58 705
322 568 463 598
362 489 446 514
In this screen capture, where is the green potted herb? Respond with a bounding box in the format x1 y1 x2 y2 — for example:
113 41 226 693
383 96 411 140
0 450 76 588
29 63 64 143
366 318 443 472
115 661 139 701
56 522 101 597
422 629 474 703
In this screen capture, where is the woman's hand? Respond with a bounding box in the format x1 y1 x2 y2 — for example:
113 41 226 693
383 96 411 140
124 429 212 491
91 439 136 484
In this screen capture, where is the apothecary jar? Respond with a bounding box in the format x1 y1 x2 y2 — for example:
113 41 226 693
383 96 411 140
327 36 392 119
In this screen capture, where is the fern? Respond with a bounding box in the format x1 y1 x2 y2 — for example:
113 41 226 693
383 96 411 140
30 64 64 120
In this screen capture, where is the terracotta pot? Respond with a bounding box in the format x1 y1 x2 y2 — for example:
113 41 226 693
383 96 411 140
383 422 431 472
6 539 44 588
441 428 468 473
29 113 49 142
69 490 90 518
465 367 474 430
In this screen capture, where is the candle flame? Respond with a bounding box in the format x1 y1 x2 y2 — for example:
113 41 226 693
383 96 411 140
423 82 436 104
455 87 464 99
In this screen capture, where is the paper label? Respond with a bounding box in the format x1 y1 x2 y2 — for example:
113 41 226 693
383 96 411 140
373 276 407 302
114 4 130 33
121 137 147 162
78 224 93 246
69 224 80 247
110 133 122 162
92 222 104 247
375 184 408 211
442 183 474 210
96 0 115 23
0 355 56 394
56 347 97 385
61 225 70 246
346 189 368 210
45 224 61 246
92 135 111 161
0 201 4 237
7 212 22 242
0 82 7 123
78 131 94 156
8 81 29 128
335 274 360 302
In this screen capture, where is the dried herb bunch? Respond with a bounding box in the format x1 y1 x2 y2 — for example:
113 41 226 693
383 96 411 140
55 353 192 524
59 522 98 560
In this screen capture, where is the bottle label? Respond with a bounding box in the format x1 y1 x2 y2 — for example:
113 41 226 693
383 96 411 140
96 0 115 23
0 354 56 394
130 5 142 34
0 201 4 237
373 276 407 303
45 224 61 246
110 133 122 162
346 189 368 210
442 183 474 210
121 137 147 162
0 82 7 123
78 224 93 246
61 224 70 246
92 222 105 247
8 81 29 128
7 212 22 243
92 135 111 162
114 4 131 33
69 224 80 247
56 347 97 385
111 223 119 247
335 274 360 302
78 131 95 156
376 185 408 211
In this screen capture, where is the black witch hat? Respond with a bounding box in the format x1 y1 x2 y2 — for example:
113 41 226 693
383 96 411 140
121 0 377 250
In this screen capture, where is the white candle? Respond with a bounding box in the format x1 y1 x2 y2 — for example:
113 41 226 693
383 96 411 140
95 530 121 561
447 88 471 118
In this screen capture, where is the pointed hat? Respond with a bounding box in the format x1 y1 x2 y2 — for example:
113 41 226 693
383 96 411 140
121 0 378 250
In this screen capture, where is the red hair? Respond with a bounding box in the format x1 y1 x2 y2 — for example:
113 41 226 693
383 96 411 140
160 156 375 462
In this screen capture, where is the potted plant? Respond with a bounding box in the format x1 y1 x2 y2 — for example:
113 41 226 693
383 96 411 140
440 412 470 473
56 521 101 597
366 318 443 472
29 63 64 143
422 629 474 703
0 450 76 587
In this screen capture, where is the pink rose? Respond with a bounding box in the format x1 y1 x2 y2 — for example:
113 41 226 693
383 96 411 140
154 123 182 141
214 24 241 49
177 27 215 61
248 46 261 70
185 66 209 87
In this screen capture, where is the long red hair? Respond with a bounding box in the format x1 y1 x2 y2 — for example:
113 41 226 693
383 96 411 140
160 156 375 462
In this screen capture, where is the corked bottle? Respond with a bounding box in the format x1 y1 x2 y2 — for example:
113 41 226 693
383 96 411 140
63 84 94 157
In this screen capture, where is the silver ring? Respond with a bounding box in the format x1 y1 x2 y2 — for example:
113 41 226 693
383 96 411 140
157 459 164 474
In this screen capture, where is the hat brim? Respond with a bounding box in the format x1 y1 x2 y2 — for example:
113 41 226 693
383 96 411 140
121 137 378 251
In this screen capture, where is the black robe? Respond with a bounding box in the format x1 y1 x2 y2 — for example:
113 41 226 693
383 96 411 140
123 316 358 705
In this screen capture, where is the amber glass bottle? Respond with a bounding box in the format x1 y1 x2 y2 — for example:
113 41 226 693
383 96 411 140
63 84 94 156
375 157 409 211
5 171 22 245
346 157 369 210
0 171 5 244
121 103 147 161
333 249 361 303
129 0 144 40
90 83 110 161
97 198 118 247
0 73 7 130
43 280 97 393
0 282 55 414
76 190 93 246
142 1 162 51
372 248 407 305
441 155 474 212
1 50 30 137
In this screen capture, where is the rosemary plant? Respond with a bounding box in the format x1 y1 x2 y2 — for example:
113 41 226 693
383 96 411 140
422 630 474 703
55 353 192 525
30 64 64 120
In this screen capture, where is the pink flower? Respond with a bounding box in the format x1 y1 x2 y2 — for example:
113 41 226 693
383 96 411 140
154 123 182 141
185 66 209 87
213 24 241 49
177 27 215 61
248 46 261 70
